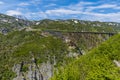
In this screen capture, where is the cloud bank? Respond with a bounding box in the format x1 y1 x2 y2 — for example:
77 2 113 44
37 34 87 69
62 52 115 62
0 0 119 22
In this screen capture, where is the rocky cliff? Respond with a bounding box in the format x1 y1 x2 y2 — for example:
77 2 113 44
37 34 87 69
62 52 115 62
12 58 53 80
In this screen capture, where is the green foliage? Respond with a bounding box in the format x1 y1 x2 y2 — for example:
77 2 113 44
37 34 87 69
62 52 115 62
51 34 120 80
34 19 120 32
0 14 120 80
22 65 29 72
0 30 69 79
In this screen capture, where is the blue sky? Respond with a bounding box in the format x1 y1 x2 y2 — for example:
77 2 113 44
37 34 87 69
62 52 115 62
0 0 120 22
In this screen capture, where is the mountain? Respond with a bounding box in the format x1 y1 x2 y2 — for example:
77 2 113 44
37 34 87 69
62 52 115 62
0 13 120 34
0 13 120 80
34 19 120 32
0 30 69 80
0 13 33 34
51 34 120 80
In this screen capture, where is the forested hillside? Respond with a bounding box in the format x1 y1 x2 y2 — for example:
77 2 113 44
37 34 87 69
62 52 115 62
51 34 120 80
34 19 120 32
0 13 33 34
0 30 71 80
0 13 120 80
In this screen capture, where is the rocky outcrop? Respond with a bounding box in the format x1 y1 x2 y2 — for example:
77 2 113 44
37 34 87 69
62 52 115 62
39 62 53 80
12 62 25 80
113 60 120 67
12 58 53 80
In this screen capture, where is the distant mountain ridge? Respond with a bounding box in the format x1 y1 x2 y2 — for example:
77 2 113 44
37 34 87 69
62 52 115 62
34 19 120 32
0 13 33 34
0 13 120 34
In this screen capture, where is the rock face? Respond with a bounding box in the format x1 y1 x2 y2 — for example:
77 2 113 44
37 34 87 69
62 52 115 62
12 58 53 80
26 62 43 80
12 62 25 80
113 60 120 67
39 62 53 80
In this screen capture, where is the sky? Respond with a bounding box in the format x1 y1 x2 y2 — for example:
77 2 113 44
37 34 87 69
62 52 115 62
0 0 120 22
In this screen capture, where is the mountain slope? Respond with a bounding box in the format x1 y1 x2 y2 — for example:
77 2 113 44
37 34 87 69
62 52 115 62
0 13 33 34
34 19 120 32
0 13 120 34
0 13 120 80
0 30 72 80
51 34 120 80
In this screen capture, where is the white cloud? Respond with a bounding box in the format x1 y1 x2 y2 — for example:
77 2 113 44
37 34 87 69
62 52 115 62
6 10 22 16
19 2 30 6
43 1 120 22
114 7 120 9
24 11 47 20
97 4 117 8
67 1 95 11
3 1 119 22
24 1 120 22
78 12 120 22
86 4 120 12
44 3 56 7
0 1 4 5
46 9 81 15
76 1 94 6
30 0 41 5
